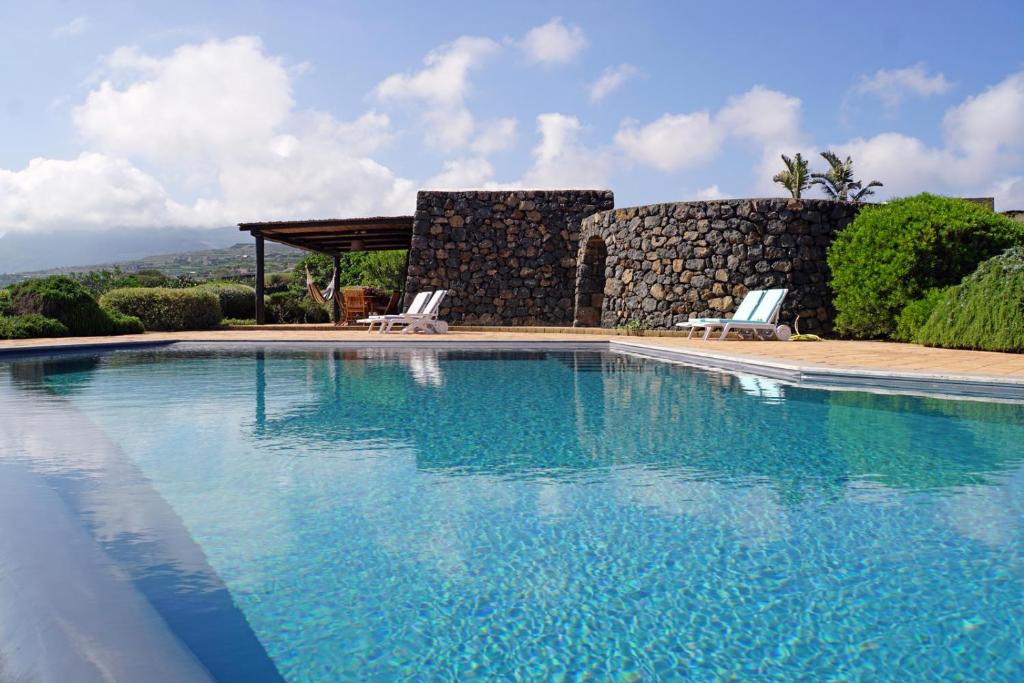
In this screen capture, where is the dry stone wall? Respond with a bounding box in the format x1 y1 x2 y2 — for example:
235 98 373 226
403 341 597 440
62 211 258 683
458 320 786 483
405 190 615 325
576 198 862 334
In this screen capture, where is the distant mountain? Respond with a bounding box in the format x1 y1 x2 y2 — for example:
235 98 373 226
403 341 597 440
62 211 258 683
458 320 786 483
0 226 250 274
0 232 304 286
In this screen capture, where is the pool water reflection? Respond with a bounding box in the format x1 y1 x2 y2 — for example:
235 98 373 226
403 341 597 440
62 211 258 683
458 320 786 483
2 344 1022 681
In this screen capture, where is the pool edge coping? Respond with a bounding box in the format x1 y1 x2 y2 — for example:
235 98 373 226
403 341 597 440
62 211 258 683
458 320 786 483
2 337 1022 402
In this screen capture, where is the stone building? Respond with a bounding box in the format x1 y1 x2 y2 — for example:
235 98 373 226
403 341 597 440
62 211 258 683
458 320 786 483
403 190 863 334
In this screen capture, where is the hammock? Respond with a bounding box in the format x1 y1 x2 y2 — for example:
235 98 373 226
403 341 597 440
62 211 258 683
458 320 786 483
305 265 339 305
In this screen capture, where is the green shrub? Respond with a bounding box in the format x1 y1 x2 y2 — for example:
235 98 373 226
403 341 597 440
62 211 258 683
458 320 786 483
7 276 144 336
197 283 256 319
0 289 10 316
915 247 1024 352
894 287 951 342
828 194 1024 338
266 291 330 324
0 314 70 339
101 287 222 331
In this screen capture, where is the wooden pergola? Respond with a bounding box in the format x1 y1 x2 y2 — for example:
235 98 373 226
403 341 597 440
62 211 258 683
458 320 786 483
239 216 414 324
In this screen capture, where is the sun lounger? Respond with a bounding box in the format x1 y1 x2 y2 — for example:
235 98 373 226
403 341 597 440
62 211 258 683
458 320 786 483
360 289 449 334
676 290 766 339
700 288 789 341
358 291 430 332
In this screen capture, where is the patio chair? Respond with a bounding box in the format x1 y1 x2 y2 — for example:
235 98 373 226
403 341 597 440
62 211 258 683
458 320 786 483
700 288 790 341
341 287 371 325
676 290 766 339
358 291 431 332
383 289 449 335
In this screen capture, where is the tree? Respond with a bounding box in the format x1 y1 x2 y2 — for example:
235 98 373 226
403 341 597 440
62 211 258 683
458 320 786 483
811 150 883 201
772 153 811 199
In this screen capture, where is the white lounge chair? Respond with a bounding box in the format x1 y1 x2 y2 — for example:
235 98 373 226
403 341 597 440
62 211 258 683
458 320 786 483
370 289 449 334
358 291 431 332
700 288 790 341
676 290 766 339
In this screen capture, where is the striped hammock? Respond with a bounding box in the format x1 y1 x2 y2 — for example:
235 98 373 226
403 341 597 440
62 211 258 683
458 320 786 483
305 265 339 305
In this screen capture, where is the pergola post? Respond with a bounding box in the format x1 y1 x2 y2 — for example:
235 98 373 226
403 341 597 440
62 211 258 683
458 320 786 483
255 235 265 325
332 254 341 324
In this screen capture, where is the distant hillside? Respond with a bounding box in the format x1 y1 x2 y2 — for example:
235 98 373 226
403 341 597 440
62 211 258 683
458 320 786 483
0 240 304 287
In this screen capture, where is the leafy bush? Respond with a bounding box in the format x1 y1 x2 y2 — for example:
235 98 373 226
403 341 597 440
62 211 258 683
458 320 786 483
197 283 256 319
894 287 950 342
265 291 330 324
0 289 10 316
915 247 1024 352
7 276 143 335
0 314 69 339
101 287 222 331
828 194 1024 338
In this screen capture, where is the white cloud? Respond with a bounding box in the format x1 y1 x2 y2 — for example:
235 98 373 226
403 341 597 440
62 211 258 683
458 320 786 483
718 86 803 146
53 16 89 38
517 113 611 188
695 185 728 200
471 117 518 154
375 36 499 105
375 36 500 151
520 18 586 65
829 71 1024 209
856 63 953 107
425 158 495 189
615 85 804 177
588 64 638 102
0 153 182 230
615 111 723 171
74 37 293 171
943 71 1024 156
1 37 416 232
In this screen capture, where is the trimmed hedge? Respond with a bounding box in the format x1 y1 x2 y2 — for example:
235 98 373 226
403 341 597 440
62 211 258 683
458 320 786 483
828 194 1024 339
101 287 222 331
916 247 1024 353
197 283 256 319
0 314 70 339
7 276 143 336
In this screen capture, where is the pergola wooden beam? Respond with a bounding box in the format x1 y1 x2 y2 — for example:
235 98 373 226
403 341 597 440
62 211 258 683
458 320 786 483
238 215 415 325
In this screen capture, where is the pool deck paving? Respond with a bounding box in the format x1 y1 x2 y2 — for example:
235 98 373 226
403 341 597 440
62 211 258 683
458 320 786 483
2 327 1023 399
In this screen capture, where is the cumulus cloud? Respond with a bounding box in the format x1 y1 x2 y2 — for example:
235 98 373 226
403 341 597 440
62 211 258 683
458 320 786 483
588 64 638 102
425 158 495 189
52 16 89 38
520 18 586 65
832 71 1024 208
375 36 500 151
0 153 183 230
943 71 1024 156
1 36 416 232
615 112 722 172
517 113 611 188
694 185 728 200
615 85 804 176
471 117 518 154
855 63 953 107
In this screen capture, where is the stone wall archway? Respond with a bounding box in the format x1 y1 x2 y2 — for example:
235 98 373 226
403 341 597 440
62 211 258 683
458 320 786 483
573 234 609 327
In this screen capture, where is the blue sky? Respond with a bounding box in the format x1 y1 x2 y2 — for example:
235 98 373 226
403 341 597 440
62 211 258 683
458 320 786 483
2 0 1023 235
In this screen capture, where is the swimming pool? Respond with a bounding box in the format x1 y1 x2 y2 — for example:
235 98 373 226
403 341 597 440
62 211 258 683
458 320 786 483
1 343 1022 680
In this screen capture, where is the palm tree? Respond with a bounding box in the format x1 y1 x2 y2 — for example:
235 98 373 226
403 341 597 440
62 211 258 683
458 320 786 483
811 150 883 201
772 153 811 199
850 180 884 201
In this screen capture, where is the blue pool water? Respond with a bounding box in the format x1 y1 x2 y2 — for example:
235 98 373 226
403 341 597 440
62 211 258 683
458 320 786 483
1 343 1023 681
